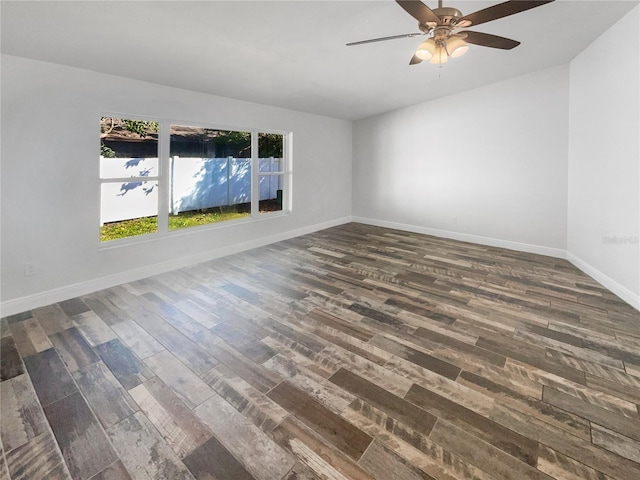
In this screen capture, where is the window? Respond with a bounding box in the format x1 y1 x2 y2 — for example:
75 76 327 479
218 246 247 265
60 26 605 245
169 126 252 230
100 117 159 242
258 133 285 214
99 117 290 243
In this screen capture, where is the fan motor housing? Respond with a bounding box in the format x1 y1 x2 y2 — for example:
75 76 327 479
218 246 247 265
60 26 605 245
418 6 463 33
432 7 463 25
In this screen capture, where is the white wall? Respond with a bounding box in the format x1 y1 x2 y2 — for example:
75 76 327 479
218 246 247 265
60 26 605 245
1 55 352 315
353 65 570 256
567 5 640 308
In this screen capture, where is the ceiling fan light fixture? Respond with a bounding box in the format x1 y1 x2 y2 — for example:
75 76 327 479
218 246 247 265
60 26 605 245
415 39 436 60
450 45 468 58
446 35 469 58
429 44 448 64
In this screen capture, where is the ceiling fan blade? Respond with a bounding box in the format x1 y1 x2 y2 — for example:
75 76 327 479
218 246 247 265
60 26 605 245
396 0 440 25
461 31 520 49
457 1 554 28
409 54 424 65
346 32 424 46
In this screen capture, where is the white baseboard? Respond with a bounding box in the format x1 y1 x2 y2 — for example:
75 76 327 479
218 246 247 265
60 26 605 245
352 216 567 259
566 252 640 311
0 216 352 317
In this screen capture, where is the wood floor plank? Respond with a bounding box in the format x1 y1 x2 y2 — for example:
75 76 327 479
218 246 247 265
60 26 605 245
0 336 24 381
182 435 255 480
536 444 610 480
405 383 539 466
3 311 33 324
267 380 373 461
143 350 214 409
263 354 356 414
585 366 640 405
341 401 497 480
89 460 133 480
317 344 413 397
489 401 640 480
456 370 590 441
129 377 211 459
212 322 276 363
590 423 640 463
413 326 506 367
82 294 132 327
4 431 72 480
31 304 74 336
94 338 154 390
0 374 49 452
44 391 118 480
59 298 91 318
72 361 138 429
270 416 376 480
358 440 435 480
107 412 195 480
132 309 216 375
0 318 9 340
329 368 437 437
281 460 332 480
110 318 165 359
204 367 290 433
476 335 586 385
543 386 640 442
208 342 281 393
369 335 461 380
505 358 639 419
0 452 8 480
49 327 99 373
174 299 222 329
72 310 118 347
194 392 296 480
23 348 77 407
162 312 222 352
8 317 52 357
428 420 553 480
305 309 374 342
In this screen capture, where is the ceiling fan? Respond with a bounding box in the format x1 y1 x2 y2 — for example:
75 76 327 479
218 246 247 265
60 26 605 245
347 0 555 65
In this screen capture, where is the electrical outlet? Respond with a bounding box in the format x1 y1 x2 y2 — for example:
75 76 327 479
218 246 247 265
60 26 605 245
24 262 39 276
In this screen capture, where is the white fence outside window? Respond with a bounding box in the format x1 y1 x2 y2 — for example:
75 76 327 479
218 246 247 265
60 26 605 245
100 156 282 225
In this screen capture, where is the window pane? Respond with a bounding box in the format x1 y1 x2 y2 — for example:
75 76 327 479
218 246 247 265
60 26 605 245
170 126 251 158
259 174 283 214
100 181 158 241
101 117 159 159
169 126 251 230
259 133 284 214
258 133 284 159
100 117 159 242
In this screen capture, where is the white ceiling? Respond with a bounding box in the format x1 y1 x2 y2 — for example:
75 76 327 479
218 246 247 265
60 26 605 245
2 1 637 120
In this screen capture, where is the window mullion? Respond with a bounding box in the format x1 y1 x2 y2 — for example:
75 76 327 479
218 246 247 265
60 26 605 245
251 131 259 217
157 121 170 233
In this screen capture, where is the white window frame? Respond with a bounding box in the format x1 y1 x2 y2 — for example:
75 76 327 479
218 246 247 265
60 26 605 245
99 115 292 248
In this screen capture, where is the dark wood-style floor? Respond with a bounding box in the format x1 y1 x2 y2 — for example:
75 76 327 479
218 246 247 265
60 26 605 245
2 223 640 480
